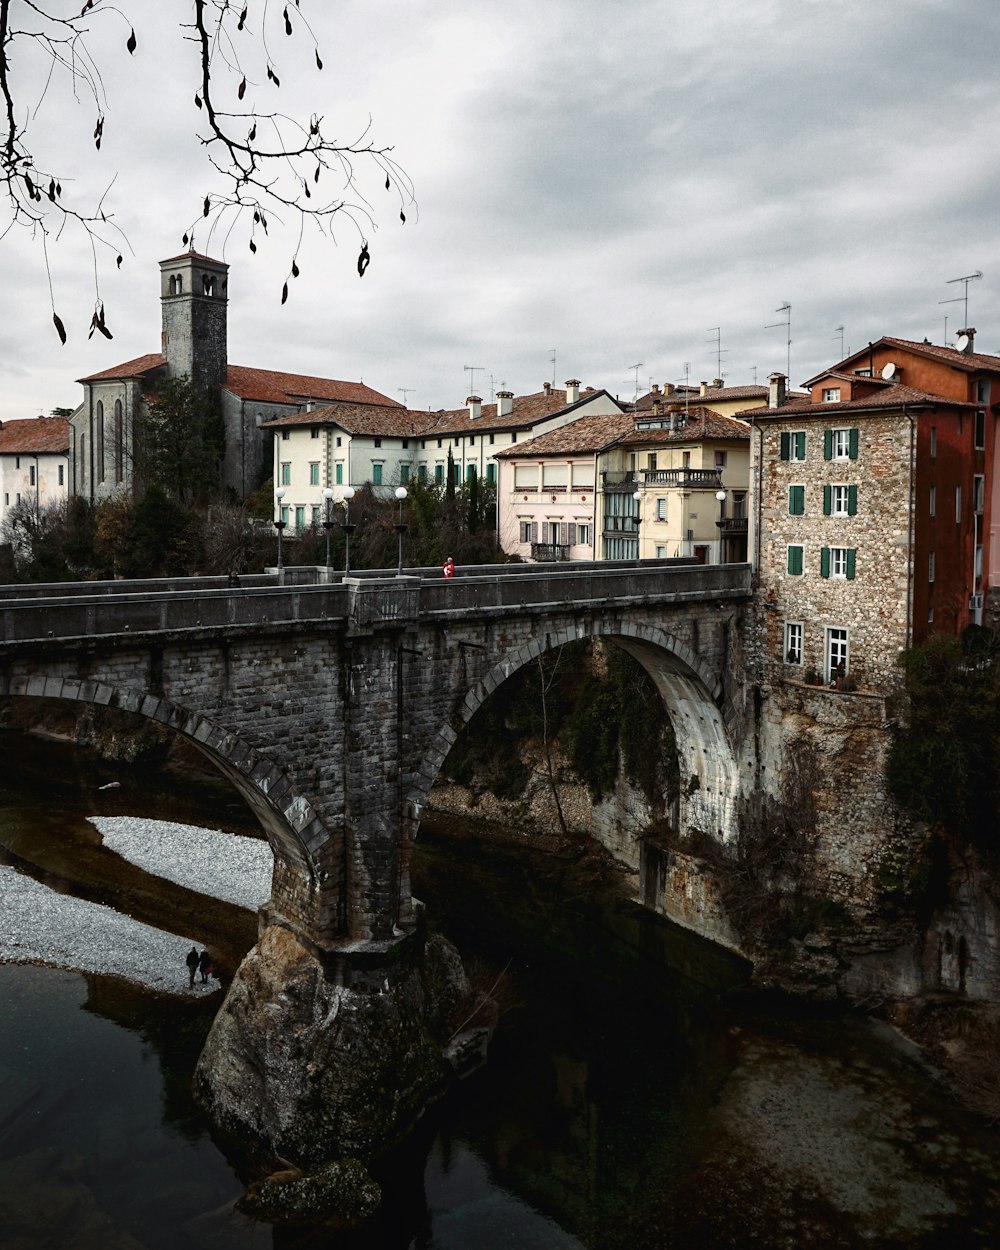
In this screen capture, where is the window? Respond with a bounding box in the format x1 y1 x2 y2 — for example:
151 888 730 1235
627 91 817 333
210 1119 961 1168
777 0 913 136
311 429 320 440
372 463 383 485
779 431 806 461
400 463 410 485
977 378 991 404
647 453 657 471
785 622 803 664
715 450 728 467
437 438 443 448
281 431 290 441
511 431 518 443
930 427 937 459
788 484 805 515
489 433 495 445
418 464 427 481
295 506 305 530
929 485 936 517
311 505 320 526
928 551 935 583
974 475 985 514
656 545 666 558
452 462 461 484
577 523 590 546
336 436 342 448
655 497 667 521
486 463 496 483
58 464 64 486
280 462 291 485
374 438 382 448
820 546 856 579
335 462 343 485
280 505 289 526
95 401 105 483
114 398 123 483
435 464 444 484
825 484 857 516
955 485 962 522
29 465 35 486
975 411 986 449
402 439 409 449
787 544 804 576
826 627 849 679
826 428 858 460
822 387 841 403
466 463 476 481
15 456 19 469
309 462 320 486
519 520 532 543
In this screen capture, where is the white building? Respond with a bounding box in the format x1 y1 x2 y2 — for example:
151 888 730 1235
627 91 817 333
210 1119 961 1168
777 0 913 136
0 416 70 529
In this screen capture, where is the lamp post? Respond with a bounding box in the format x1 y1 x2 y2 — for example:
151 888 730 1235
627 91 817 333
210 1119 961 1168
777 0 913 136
340 486 356 576
716 488 727 564
632 488 642 560
394 485 408 575
322 486 335 572
274 486 286 573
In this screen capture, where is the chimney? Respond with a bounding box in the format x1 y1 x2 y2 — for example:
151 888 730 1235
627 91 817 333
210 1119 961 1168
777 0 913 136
768 372 787 409
651 383 661 396
652 399 662 416
958 327 976 353
699 380 708 396
663 382 676 396
565 378 580 405
543 382 552 396
466 394 482 420
496 390 514 417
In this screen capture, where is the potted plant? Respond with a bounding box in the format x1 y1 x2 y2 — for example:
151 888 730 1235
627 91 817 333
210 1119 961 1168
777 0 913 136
804 668 818 685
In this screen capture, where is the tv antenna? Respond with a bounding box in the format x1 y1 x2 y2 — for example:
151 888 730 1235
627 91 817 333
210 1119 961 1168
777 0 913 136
833 325 845 358
766 303 792 379
398 387 414 406
939 270 982 333
548 350 557 386
463 365 484 395
628 362 644 410
706 326 728 379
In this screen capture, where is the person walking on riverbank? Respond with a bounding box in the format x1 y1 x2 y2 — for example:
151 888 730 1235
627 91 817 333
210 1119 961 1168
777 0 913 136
186 946 199 988
198 949 213 984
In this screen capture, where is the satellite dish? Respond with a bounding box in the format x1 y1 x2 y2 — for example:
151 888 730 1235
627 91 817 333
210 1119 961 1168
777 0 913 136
881 362 896 381
956 334 970 353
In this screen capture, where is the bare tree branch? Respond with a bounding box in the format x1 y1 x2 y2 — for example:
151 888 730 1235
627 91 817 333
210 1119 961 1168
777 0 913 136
0 1 414 340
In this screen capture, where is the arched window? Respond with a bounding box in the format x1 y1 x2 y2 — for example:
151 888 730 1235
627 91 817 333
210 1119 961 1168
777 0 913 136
114 398 124 483
202 273 215 297
95 401 105 484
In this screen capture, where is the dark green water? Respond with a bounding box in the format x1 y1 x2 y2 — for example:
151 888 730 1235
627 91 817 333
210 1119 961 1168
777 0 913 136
2 732 1000 1249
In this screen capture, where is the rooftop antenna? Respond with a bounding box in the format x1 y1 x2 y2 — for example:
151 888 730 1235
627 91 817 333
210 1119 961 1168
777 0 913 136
463 365 484 395
939 270 982 333
488 374 498 404
681 362 691 417
628 362 644 411
834 325 844 359
398 387 414 406
943 314 948 347
548 350 557 386
751 364 758 385
706 326 728 380
766 303 792 379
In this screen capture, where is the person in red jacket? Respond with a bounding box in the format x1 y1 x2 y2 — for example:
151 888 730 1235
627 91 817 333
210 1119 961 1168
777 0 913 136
443 556 455 579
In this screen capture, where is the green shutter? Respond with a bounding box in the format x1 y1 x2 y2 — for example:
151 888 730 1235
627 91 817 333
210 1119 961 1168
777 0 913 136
780 432 790 460
823 485 832 515
848 484 858 515
849 428 859 459
824 429 833 460
789 485 804 515
820 546 830 578
846 549 856 580
787 545 803 575
795 431 806 460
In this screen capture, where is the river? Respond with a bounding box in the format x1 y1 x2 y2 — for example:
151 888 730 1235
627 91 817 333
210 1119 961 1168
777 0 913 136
1 731 999 1249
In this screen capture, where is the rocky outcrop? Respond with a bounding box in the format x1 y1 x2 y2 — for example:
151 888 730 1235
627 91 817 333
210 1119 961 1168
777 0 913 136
237 1159 381 1228
193 923 473 1216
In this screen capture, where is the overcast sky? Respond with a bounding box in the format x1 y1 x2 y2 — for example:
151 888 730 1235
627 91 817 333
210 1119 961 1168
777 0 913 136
3 0 999 422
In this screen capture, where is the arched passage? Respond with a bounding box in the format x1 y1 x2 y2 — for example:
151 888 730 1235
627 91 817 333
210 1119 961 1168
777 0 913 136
406 621 740 846
1 678 335 937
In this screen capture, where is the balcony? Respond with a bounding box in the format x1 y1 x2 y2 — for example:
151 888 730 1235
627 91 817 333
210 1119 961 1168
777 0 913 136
716 516 748 535
640 468 723 489
601 471 639 492
531 543 571 562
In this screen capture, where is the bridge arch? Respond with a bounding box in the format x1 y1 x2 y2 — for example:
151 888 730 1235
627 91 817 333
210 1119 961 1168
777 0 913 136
407 620 740 846
2 675 332 930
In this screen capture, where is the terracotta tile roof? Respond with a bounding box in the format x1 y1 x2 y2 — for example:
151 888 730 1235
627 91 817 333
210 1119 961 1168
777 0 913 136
494 411 635 458
0 416 70 454
815 371 892 386
742 382 976 419
805 337 1000 387
618 407 751 446
261 402 423 438
159 250 227 266
77 353 167 383
427 387 623 436
225 365 399 408
635 384 766 409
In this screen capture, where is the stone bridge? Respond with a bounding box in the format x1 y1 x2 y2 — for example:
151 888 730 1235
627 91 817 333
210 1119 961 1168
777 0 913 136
0 560 752 957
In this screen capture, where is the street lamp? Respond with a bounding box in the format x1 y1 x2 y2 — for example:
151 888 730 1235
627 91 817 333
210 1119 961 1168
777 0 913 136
632 488 642 560
275 486 286 572
394 485 408 575
322 486 335 571
716 488 728 565
340 486 356 576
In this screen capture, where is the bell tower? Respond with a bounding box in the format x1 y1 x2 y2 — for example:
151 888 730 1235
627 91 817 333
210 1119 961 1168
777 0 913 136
159 251 229 393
